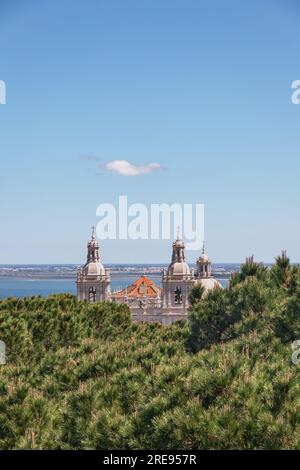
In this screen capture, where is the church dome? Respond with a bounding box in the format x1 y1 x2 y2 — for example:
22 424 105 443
197 242 211 263
168 261 191 276
198 277 222 292
82 261 105 277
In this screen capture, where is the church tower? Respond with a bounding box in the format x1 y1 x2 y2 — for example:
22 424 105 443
195 242 222 292
196 242 212 278
77 227 111 302
162 235 195 311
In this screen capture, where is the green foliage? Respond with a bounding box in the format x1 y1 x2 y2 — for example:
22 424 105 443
189 253 300 350
188 287 231 351
0 253 300 450
188 284 205 306
230 255 268 287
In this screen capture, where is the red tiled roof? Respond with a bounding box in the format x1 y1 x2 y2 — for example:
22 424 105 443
112 275 161 299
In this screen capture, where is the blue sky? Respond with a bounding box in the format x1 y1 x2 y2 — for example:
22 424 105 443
0 0 299 264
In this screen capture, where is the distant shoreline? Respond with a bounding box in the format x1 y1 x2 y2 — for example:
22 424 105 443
0 263 241 282
0 272 231 281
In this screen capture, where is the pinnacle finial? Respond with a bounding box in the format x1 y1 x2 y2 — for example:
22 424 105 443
176 225 180 240
91 226 96 239
202 240 205 254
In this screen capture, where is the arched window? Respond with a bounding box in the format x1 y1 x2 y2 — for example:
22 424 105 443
89 286 96 303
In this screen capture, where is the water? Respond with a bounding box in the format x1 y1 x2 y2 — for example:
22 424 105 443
0 276 229 300
0 278 77 299
0 276 156 299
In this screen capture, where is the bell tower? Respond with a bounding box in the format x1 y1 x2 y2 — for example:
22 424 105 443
77 227 111 302
162 234 195 311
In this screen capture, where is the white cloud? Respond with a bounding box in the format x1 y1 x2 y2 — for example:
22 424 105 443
104 160 162 176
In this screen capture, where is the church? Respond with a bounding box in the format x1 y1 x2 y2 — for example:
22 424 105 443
77 228 222 324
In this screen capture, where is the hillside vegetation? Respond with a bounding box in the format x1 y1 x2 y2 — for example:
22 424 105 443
0 253 300 449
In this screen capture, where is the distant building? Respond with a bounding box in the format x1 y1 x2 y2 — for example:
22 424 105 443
111 275 162 309
77 229 222 323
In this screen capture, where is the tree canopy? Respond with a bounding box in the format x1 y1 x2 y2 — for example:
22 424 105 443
0 253 300 449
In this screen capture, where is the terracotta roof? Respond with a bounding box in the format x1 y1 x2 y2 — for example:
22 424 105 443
112 275 162 299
